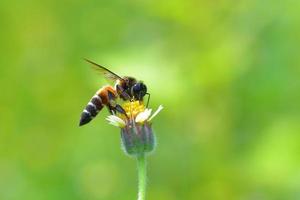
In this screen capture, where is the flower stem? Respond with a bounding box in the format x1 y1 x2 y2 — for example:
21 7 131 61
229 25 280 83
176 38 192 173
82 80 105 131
137 154 147 200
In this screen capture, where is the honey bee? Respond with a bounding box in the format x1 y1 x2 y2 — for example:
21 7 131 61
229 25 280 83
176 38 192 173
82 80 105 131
79 59 149 126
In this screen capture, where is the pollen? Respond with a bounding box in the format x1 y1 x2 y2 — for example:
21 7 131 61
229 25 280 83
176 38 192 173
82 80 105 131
119 101 145 120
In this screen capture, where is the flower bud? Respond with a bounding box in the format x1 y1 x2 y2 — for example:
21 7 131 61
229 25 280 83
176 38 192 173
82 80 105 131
106 101 162 157
121 122 155 156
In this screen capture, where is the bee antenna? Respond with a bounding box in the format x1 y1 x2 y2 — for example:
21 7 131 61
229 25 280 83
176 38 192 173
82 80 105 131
145 93 150 108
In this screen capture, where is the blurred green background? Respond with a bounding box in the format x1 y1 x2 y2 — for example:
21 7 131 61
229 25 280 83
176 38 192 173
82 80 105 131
1 0 300 199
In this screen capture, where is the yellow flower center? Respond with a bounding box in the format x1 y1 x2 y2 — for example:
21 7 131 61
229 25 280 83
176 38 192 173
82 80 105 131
118 101 145 120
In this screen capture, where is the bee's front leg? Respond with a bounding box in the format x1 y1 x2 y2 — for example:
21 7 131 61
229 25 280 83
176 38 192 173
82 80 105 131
115 104 128 118
107 103 128 119
116 85 131 100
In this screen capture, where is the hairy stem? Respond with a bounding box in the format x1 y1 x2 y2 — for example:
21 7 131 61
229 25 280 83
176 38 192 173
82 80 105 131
137 154 146 200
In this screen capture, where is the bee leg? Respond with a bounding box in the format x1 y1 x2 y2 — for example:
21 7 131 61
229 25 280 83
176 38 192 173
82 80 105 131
107 90 128 118
107 105 115 115
116 85 131 100
107 90 116 104
115 104 129 119
106 90 117 115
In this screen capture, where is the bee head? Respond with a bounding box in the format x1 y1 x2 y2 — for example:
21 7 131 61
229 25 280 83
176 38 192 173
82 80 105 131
131 81 147 101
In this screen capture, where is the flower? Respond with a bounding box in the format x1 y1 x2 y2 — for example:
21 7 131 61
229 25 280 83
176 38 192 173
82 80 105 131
106 101 163 156
106 115 126 128
106 101 163 127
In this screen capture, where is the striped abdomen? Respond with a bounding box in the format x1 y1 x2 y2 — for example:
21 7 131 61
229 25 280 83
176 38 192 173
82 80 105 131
79 86 117 126
79 94 103 126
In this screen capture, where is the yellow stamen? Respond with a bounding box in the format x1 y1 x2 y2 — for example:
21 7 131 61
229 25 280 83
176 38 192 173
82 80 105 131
118 101 145 120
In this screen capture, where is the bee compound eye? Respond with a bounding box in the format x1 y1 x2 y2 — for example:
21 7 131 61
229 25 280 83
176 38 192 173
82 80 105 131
140 83 147 94
132 82 147 99
133 83 141 91
133 83 145 92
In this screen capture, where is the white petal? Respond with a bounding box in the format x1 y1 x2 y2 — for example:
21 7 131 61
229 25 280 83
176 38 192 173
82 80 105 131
148 105 163 121
106 115 126 128
135 109 152 123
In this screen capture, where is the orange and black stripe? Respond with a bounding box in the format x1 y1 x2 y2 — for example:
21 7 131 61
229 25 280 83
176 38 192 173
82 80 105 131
79 86 117 126
79 94 103 126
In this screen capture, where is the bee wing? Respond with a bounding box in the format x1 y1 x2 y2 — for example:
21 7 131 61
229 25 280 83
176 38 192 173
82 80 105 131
84 58 123 82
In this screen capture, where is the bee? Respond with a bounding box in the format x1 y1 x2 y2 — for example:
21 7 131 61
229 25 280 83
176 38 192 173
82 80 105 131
79 59 149 126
